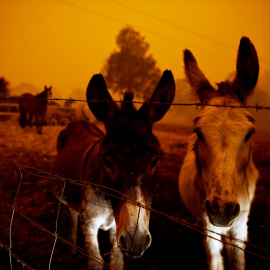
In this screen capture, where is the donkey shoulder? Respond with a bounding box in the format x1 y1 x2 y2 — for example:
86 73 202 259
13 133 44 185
54 120 104 181
53 121 104 211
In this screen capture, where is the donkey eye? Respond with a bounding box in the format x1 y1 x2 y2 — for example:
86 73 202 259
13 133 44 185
150 157 159 171
194 129 204 141
103 158 114 172
244 130 254 142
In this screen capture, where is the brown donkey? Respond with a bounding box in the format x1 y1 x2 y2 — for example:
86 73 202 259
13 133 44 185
53 70 175 269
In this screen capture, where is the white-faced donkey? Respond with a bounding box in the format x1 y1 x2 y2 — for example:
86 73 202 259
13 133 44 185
179 37 259 270
53 70 175 269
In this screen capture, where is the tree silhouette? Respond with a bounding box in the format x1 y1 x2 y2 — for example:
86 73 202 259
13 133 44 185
102 26 162 99
0 77 10 98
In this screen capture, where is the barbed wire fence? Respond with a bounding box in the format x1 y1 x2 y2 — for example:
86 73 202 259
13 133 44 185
1 96 270 111
1 156 270 270
0 96 270 269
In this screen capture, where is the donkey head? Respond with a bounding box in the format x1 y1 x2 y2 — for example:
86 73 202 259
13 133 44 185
44 85 52 102
184 37 259 227
86 71 175 257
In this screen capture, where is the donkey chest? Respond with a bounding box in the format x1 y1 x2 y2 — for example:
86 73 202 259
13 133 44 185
82 188 115 231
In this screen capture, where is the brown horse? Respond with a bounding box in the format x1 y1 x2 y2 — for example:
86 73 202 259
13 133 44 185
179 37 259 270
53 71 175 269
19 85 52 134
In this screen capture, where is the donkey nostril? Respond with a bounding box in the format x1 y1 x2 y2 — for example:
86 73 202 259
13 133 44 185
205 200 213 215
144 234 151 248
233 203 240 217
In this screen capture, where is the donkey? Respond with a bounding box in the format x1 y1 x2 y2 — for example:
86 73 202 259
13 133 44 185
178 37 259 270
53 70 175 269
19 85 52 134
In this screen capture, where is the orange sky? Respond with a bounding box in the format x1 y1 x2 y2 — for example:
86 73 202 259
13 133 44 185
0 0 270 100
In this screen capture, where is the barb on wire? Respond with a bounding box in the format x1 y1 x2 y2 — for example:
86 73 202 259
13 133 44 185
1 96 270 110
1 155 270 262
0 240 34 270
0 198 119 270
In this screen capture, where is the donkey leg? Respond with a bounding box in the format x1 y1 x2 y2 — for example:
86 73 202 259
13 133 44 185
19 108 26 127
69 208 79 254
227 221 248 270
80 204 104 270
204 226 224 270
36 115 42 134
39 115 45 134
28 113 33 127
109 223 124 270
81 220 104 270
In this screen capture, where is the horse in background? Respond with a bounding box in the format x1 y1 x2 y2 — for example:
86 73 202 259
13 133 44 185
19 85 52 134
52 70 175 269
178 37 259 270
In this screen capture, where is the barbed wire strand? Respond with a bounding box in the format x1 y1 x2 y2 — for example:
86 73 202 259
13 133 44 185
48 179 66 270
55 0 233 62
10 158 268 252
1 154 269 255
2 193 268 270
1 155 270 262
107 0 234 50
1 96 270 111
0 154 266 253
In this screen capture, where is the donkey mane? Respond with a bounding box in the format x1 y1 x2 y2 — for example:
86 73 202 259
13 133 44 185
101 114 161 155
102 90 162 155
216 81 234 97
199 80 240 103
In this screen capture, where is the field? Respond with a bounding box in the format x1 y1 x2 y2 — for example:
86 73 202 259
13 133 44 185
0 121 270 270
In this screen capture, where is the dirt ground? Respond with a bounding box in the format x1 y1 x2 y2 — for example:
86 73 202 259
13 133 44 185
0 120 270 270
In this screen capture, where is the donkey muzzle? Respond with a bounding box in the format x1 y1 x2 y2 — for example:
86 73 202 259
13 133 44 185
118 230 152 258
205 197 240 227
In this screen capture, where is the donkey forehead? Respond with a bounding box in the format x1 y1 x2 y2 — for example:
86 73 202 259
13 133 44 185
194 97 255 131
101 117 161 155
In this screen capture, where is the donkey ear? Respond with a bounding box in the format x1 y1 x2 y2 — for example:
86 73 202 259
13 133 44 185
231 37 259 104
184 50 215 102
139 70 175 123
86 74 119 123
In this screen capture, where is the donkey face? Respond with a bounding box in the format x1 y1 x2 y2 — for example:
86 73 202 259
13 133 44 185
184 37 259 227
86 71 175 257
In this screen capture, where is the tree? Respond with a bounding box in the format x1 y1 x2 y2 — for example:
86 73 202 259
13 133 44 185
102 26 162 99
0 77 10 98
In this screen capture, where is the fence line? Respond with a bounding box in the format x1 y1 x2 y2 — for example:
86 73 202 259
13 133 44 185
1 96 270 111
1 154 270 268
